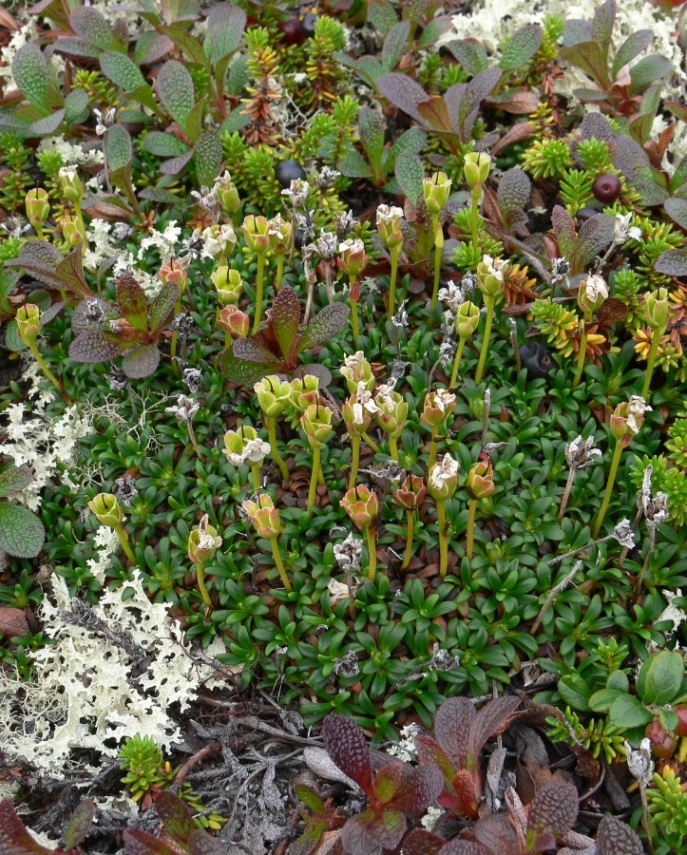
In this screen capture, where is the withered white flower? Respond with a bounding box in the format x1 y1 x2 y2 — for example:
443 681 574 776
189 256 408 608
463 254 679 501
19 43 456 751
194 514 222 552
374 381 398 411
582 273 608 305
93 107 116 136
224 438 271 467
376 204 404 226
625 739 654 788
612 519 635 549
565 435 602 470
339 237 365 256
333 532 363 573
351 382 380 425
200 223 236 259
614 213 642 243
281 179 309 206
627 396 652 435
428 454 459 491
165 395 199 422
342 351 370 383
481 255 506 281
438 280 464 312
431 389 456 413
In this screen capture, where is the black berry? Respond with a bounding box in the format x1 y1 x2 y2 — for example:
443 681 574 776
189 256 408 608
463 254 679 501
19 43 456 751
277 16 305 46
275 159 307 187
300 13 318 38
592 173 621 203
520 342 554 379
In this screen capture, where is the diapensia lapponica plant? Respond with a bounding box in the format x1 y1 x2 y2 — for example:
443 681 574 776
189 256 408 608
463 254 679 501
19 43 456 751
4 9 687 842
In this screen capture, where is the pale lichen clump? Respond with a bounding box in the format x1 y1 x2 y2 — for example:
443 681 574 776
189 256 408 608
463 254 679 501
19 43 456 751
0 571 225 774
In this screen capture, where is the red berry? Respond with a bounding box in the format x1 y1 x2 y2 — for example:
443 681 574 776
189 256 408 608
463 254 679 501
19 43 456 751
592 173 621 203
675 706 687 738
277 17 305 46
646 720 677 758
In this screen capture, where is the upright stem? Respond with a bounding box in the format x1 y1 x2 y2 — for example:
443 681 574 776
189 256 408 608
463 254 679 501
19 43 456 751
401 510 414 570
28 344 72 405
592 440 624 538
362 431 380 454
430 218 444 311
275 255 284 292
266 415 289 482
252 253 266 335
269 536 293 592
365 525 377 582
635 526 657 594
558 466 577 522
186 420 203 459
307 445 321 512
194 561 213 609
469 185 481 253
251 464 261 492
115 524 136 565
388 245 401 319
641 327 662 400
449 337 467 389
388 435 399 463
428 425 440 471
437 499 448 577
475 296 495 384
170 297 182 367
348 435 361 490
466 498 478 560
572 313 591 388
350 294 359 341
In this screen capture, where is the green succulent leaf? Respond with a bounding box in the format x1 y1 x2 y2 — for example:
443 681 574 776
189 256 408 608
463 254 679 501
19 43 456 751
0 503 46 558
636 650 684 705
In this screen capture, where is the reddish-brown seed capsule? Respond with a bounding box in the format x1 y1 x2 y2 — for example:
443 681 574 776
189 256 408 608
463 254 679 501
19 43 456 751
592 173 621 203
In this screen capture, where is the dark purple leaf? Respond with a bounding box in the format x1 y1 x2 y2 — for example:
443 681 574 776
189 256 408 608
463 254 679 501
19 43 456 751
378 73 431 124
188 829 224 855
472 814 520 855
297 302 349 354
116 273 148 331
591 0 615 51
596 816 644 855
527 780 579 838
551 206 577 259
122 828 179 855
342 809 406 855
55 243 91 299
233 338 283 364
292 364 333 387
597 298 627 326
498 168 531 228
439 842 489 855
64 799 96 850
614 136 667 205
154 791 196 846
121 344 161 379
467 697 522 764
458 67 501 141
265 285 301 364
149 283 180 333
558 41 610 91
387 766 443 817
654 247 687 277
579 112 614 141
373 763 405 805
206 3 246 64
418 97 453 133
433 697 476 766
69 330 120 363
159 149 195 175
400 828 446 855
0 798 55 855
322 714 373 796
414 735 456 789
569 213 615 273
71 297 115 334
612 29 653 80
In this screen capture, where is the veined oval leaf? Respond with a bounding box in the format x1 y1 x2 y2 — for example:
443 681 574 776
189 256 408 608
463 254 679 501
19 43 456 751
12 44 50 113
100 51 146 93
0 503 45 558
156 60 195 132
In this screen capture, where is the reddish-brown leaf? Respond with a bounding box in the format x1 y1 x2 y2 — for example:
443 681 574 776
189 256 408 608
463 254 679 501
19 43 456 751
322 714 373 796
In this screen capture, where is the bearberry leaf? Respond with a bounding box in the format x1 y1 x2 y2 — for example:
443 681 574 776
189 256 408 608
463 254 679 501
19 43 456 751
527 780 578 838
433 697 476 765
0 503 45 559
387 766 443 817
446 40 488 75
104 123 132 175
418 96 452 134
378 73 431 125
116 274 148 331
0 465 33 497
156 60 195 132
629 55 673 97
142 131 190 158
12 44 50 113
69 330 121 363
596 816 644 855
389 127 427 161
569 213 616 273
264 285 301 364
439 842 488 855
121 344 160 379
221 348 284 386
153 792 196 847
473 814 520 855
394 151 425 205
54 242 91 299
149 283 180 333
368 0 398 37
159 149 195 175
0 797 55 854
64 800 96 850
551 206 577 259
612 30 652 80
70 6 114 51
322 714 373 796
458 67 501 140
188 829 224 855
467 696 522 762
655 248 687 277
414 735 455 788
399 828 445 855
64 89 89 124
499 25 542 73
342 809 406 855
193 129 223 189
382 21 410 69
417 17 452 51
297 302 349 354
122 828 179 855
498 168 531 229
100 50 146 93
206 3 246 65
359 107 386 170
